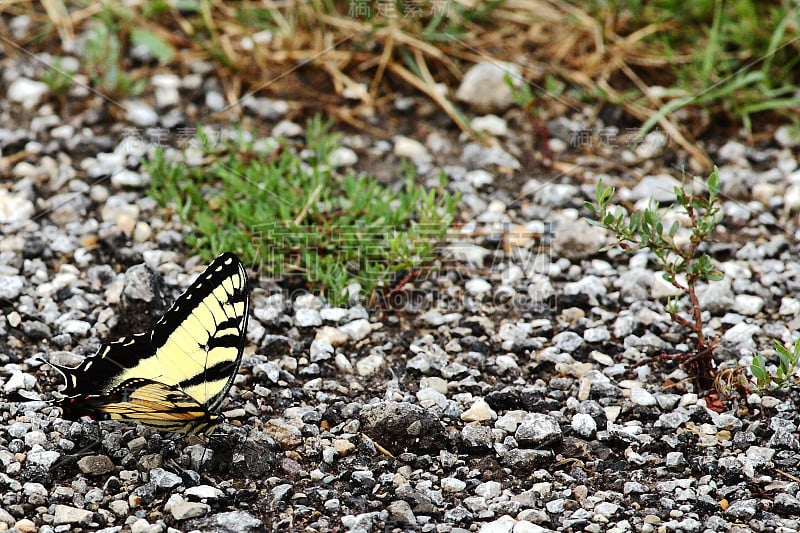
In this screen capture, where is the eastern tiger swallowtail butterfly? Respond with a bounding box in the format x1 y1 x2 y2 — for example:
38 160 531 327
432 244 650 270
51 253 250 436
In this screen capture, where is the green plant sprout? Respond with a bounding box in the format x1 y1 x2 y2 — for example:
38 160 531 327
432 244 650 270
751 338 800 391
585 168 723 391
40 56 72 95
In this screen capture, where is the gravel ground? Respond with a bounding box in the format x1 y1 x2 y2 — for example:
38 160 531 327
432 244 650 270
3 31 800 533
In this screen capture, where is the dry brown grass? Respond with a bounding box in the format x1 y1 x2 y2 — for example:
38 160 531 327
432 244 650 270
5 1 798 168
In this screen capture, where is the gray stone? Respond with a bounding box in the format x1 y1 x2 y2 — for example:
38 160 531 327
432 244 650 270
461 424 494 449
387 500 417 526
625 174 682 203
339 318 372 341
697 279 734 314
656 411 690 429
295 308 322 327
0 276 24 300
553 331 583 352
583 326 610 343
733 294 764 316
725 498 757 519
78 455 115 476
562 275 607 303
515 413 561 445
53 504 93 525
150 467 182 489
552 221 606 260
665 452 686 467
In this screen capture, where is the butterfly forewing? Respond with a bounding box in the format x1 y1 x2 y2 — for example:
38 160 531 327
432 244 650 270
150 253 249 411
53 253 249 434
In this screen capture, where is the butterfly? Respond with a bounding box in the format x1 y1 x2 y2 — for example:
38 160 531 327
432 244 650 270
51 252 250 436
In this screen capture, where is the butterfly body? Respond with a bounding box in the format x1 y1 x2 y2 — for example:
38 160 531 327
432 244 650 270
52 253 249 435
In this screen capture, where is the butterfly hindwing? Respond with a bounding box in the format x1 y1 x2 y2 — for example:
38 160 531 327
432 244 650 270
52 253 249 434
61 379 219 435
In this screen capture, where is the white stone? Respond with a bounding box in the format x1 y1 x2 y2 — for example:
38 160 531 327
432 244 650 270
734 294 764 316
475 480 502 499
339 319 372 341
629 387 657 407
0 276 24 300
416 387 448 409
111 169 149 188
8 78 49 109
393 136 431 163
780 297 800 315
624 174 682 203
471 115 508 136
456 62 520 113
723 322 760 347
184 484 224 499
4 372 34 393
0 190 34 223
61 320 91 337
479 515 516 533
356 353 384 376
445 243 491 264
329 147 358 167
784 184 800 213
272 120 304 137
466 169 494 188
465 278 492 295
315 325 348 345
571 413 597 437
441 477 467 492
583 327 610 343
776 125 800 147
461 399 497 422
513 519 549 533
495 355 518 373
294 308 322 327
53 504 93 525
126 100 158 127
170 500 210 520
650 271 683 299
152 73 181 108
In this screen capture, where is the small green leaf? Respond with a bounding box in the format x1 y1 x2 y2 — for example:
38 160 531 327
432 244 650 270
708 167 720 198
130 27 175 63
668 220 679 237
629 211 642 231
750 354 767 381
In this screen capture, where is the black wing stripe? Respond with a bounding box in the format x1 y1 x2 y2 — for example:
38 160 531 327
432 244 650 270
206 333 243 349
179 360 240 390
